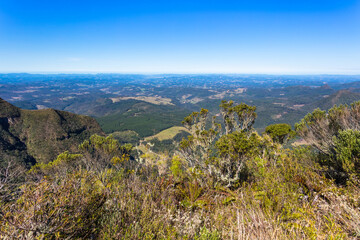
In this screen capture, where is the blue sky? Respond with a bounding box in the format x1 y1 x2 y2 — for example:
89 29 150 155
0 0 359 74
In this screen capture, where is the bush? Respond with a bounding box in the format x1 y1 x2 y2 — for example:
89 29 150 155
333 129 360 179
1 171 106 239
265 123 295 144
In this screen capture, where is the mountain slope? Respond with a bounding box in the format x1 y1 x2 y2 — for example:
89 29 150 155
0 98 104 165
307 90 360 111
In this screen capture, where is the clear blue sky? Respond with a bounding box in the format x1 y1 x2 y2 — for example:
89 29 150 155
0 0 359 74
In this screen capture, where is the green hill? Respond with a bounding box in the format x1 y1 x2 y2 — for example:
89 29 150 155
96 100 190 137
307 89 360 111
0 98 104 166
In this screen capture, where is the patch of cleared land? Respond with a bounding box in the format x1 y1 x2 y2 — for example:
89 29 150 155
209 91 227 99
36 105 48 110
180 95 204 104
14 90 38 93
272 114 282 119
290 104 305 110
188 97 204 104
110 96 174 105
11 96 23 100
273 102 285 107
145 126 190 141
181 94 192 99
60 96 75 101
234 88 247 94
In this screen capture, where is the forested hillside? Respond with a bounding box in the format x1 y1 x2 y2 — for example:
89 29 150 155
1 100 360 239
0 98 104 166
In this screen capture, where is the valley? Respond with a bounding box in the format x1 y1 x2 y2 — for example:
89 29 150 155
2 73 360 140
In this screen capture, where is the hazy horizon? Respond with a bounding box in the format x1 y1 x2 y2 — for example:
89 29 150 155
0 71 360 76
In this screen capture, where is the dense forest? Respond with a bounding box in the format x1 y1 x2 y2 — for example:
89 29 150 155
1 100 360 239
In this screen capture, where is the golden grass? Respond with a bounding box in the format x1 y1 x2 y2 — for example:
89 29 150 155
145 126 190 141
110 96 174 105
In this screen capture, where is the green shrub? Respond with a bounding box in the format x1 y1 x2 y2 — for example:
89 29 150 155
333 129 360 179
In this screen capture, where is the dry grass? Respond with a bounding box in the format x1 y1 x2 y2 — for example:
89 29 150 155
145 126 190 141
110 96 174 105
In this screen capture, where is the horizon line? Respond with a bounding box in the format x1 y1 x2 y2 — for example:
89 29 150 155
1 72 360 76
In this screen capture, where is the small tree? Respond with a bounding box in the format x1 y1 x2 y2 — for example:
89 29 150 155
265 123 295 144
333 129 360 179
295 102 360 155
220 100 257 134
296 101 360 182
214 131 262 186
29 135 134 185
79 134 132 172
179 101 259 187
180 108 221 171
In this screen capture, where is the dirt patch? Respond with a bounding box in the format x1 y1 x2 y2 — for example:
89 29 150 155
110 96 174 105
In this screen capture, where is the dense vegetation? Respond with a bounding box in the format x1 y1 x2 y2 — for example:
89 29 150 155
96 101 190 137
1 100 360 239
0 98 103 166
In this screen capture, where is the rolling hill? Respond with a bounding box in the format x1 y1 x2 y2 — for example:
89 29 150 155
307 90 360 111
0 98 104 166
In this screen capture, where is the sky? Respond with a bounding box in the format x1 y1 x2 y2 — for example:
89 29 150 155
0 0 360 74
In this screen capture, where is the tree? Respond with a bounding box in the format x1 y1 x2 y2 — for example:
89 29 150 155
29 134 134 185
295 102 360 155
180 108 221 171
333 129 360 179
295 101 360 182
214 131 262 186
179 101 259 187
79 134 132 171
265 123 295 144
220 100 257 134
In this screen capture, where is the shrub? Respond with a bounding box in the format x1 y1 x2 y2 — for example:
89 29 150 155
333 129 360 179
1 170 106 239
265 123 295 144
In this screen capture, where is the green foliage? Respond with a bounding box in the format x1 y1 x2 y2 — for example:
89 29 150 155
214 131 262 186
97 101 190 137
80 134 129 155
170 155 185 179
295 101 360 155
177 179 205 209
180 108 220 170
265 123 295 144
180 101 259 187
194 227 221 240
111 130 141 145
296 101 360 182
333 129 360 179
0 98 103 165
2 100 360 239
216 131 261 159
220 100 257 134
79 134 132 166
29 151 83 178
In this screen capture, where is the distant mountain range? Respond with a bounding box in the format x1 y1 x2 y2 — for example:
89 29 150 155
0 98 103 167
